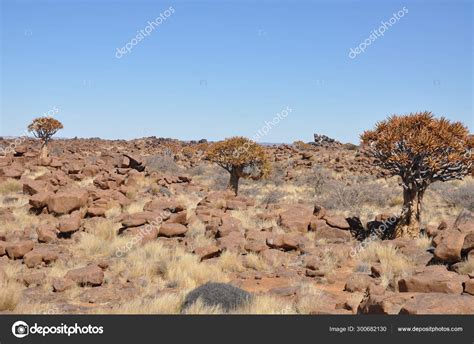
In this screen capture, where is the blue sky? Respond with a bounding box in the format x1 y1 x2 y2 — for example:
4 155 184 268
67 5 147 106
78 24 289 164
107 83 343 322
1 0 472 143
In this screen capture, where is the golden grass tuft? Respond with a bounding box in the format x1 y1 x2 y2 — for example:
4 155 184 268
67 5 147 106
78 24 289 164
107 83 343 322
163 251 229 289
218 250 245 273
0 178 22 195
358 241 413 289
106 292 184 314
244 252 269 271
456 257 474 275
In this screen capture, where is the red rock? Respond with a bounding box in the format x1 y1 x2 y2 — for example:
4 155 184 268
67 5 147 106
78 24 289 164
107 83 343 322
23 179 49 195
159 223 188 237
358 292 417 314
29 192 52 209
462 232 474 255
122 225 158 245
218 216 242 237
217 231 245 252
464 279 474 295
121 212 159 228
167 211 188 225
324 215 350 230
313 205 326 219
53 278 75 292
58 211 82 233
87 206 107 217
399 294 474 314
37 226 57 243
454 209 474 233
312 221 351 242
65 265 104 286
344 273 376 292
194 245 221 261
433 229 466 263
22 271 46 287
279 205 313 232
47 189 88 215
266 234 302 251
23 247 59 268
6 240 34 259
398 266 467 294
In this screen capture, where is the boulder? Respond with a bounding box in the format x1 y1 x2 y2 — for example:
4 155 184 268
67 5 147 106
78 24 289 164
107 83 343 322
58 211 82 233
53 278 75 292
324 215 350 230
344 273 375 292
65 265 104 286
194 245 221 261
399 294 474 314
279 205 313 232
23 247 59 268
47 189 88 215
433 229 466 263
37 226 57 243
6 240 34 259
464 279 474 295
358 292 416 314
398 266 467 294
159 223 188 237
266 234 303 251
29 192 52 209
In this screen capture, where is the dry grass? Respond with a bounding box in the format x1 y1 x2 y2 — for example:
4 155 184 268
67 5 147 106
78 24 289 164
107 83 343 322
186 219 215 251
244 252 269 271
0 178 22 195
456 257 474 275
0 281 22 311
105 206 122 219
319 248 348 275
125 199 149 214
218 250 245 273
0 207 39 233
105 292 184 314
75 219 127 259
414 233 432 249
22 167 49 180
233 295 296 314
163 252 229 289
0 265 24 311
358 241 413 289
295 283 326 314
76 177 94 188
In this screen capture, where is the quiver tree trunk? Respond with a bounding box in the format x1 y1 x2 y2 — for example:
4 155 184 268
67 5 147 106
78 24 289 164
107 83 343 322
40 141 49 160
393 187 425 239
227 167 242 195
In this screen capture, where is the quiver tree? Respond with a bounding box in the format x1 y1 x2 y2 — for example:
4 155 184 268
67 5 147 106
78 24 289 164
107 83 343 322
27 117 63 159
361 112 473 239
206 137 271 195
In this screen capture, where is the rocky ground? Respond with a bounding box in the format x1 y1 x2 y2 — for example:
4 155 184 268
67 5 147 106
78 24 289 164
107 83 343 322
0 136 473 314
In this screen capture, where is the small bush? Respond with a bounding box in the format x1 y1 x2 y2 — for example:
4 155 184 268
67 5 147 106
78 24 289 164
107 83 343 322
181 282 252 313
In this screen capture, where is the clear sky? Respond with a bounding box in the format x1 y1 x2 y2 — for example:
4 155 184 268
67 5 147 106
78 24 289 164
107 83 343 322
1 0 472 143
